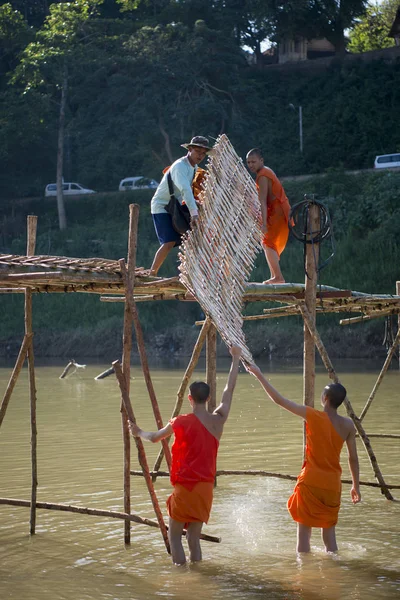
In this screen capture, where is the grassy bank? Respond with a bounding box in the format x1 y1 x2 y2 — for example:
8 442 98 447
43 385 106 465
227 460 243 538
1 169 399 360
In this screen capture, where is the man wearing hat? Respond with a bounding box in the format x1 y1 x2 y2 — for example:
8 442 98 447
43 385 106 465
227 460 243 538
148 136 212 276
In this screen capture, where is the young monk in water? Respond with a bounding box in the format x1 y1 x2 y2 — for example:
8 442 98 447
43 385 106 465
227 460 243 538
246 148 291 284
129 345 242 565
246 364 361 553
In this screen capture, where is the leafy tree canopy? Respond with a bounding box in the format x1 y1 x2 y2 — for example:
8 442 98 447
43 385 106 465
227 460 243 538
348 0 398 52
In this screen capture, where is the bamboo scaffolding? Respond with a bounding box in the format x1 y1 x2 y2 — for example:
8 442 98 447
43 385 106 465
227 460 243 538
299 303 394 500
113 361 170 553
359 325 400 422
152 318 212 477
129 470 400 489
0 498 220 543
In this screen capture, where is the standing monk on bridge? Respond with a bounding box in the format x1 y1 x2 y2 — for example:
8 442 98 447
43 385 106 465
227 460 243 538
246 148 291 284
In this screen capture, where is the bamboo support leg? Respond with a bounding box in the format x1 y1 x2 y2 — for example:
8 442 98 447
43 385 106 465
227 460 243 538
152 318 212 476
0 334 32 428
303 203 320 410
206 323 217 413
299 304 394 501
113 361 170 553
120 204 139 545
120 260 172 471
359 326 400 422
26 215 38 535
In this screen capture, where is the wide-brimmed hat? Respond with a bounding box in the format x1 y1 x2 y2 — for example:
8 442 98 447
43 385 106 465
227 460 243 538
181 136 213 152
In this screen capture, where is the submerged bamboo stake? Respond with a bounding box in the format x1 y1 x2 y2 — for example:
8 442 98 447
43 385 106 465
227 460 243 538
0 334 32 428
113 360 170 553
59 359 86 379
299 304 394 501
359 325 400 422
152 318 212 476
94 366 115 380
26 215 38 535
206 323 217 413
0 498 220 543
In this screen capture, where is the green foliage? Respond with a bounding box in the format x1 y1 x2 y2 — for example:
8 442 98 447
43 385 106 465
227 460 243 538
348 0 398 52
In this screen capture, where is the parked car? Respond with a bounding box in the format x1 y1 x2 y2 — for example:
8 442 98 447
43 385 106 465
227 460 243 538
118 176 159 191
45 182 96 197
374 153 400 169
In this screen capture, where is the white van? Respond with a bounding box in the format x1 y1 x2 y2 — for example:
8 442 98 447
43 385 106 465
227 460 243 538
45 182 96 197
119 176 159 191
374 153 400 169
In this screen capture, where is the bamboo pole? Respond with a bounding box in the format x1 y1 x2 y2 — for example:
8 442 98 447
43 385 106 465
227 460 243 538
359 325 400 422
26 215 38 535
303 202 320 412
94 366 115 380
206 323 217 413
120 204 139 545
119 261 171 470
0 498 220 543
299 303 395 501
0 334 32 428
129 470 400 490
339 311 400 325
152 318 212 476
113 361 170 553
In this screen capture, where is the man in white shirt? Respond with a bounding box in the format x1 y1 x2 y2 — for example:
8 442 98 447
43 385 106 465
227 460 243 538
148 136 212 276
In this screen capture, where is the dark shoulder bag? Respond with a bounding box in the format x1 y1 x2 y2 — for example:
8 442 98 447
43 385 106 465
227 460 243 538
165 172 191 235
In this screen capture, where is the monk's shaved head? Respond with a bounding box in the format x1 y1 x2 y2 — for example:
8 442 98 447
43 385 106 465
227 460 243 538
189 381 210 404
323 383 347 408
246 148 263 160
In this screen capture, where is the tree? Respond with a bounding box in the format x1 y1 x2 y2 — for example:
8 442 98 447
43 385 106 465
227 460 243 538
273 0 369 55
14 0 103 229
0 3 33 84
348 0 398 52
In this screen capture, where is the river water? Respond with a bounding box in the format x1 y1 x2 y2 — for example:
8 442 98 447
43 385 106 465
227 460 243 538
0 359 399 600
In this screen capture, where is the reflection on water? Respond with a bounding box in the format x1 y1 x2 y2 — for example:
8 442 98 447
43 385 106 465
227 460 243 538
0 361 399 600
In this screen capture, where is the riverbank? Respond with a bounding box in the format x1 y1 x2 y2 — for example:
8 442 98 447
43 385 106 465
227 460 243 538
1 316 393 362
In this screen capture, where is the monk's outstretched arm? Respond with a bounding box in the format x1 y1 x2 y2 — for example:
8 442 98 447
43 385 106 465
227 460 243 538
129 421 173 443
214 345 242 423
247 364 307 419
345 426 361 503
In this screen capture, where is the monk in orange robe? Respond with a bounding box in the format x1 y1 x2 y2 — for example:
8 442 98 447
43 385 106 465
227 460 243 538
247 365 361 553
129 345 242 565
246 148 291 284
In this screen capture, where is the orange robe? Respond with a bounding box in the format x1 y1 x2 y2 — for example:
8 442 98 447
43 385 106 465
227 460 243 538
167 414 219 523
287 407 345 528
256 167 290 256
